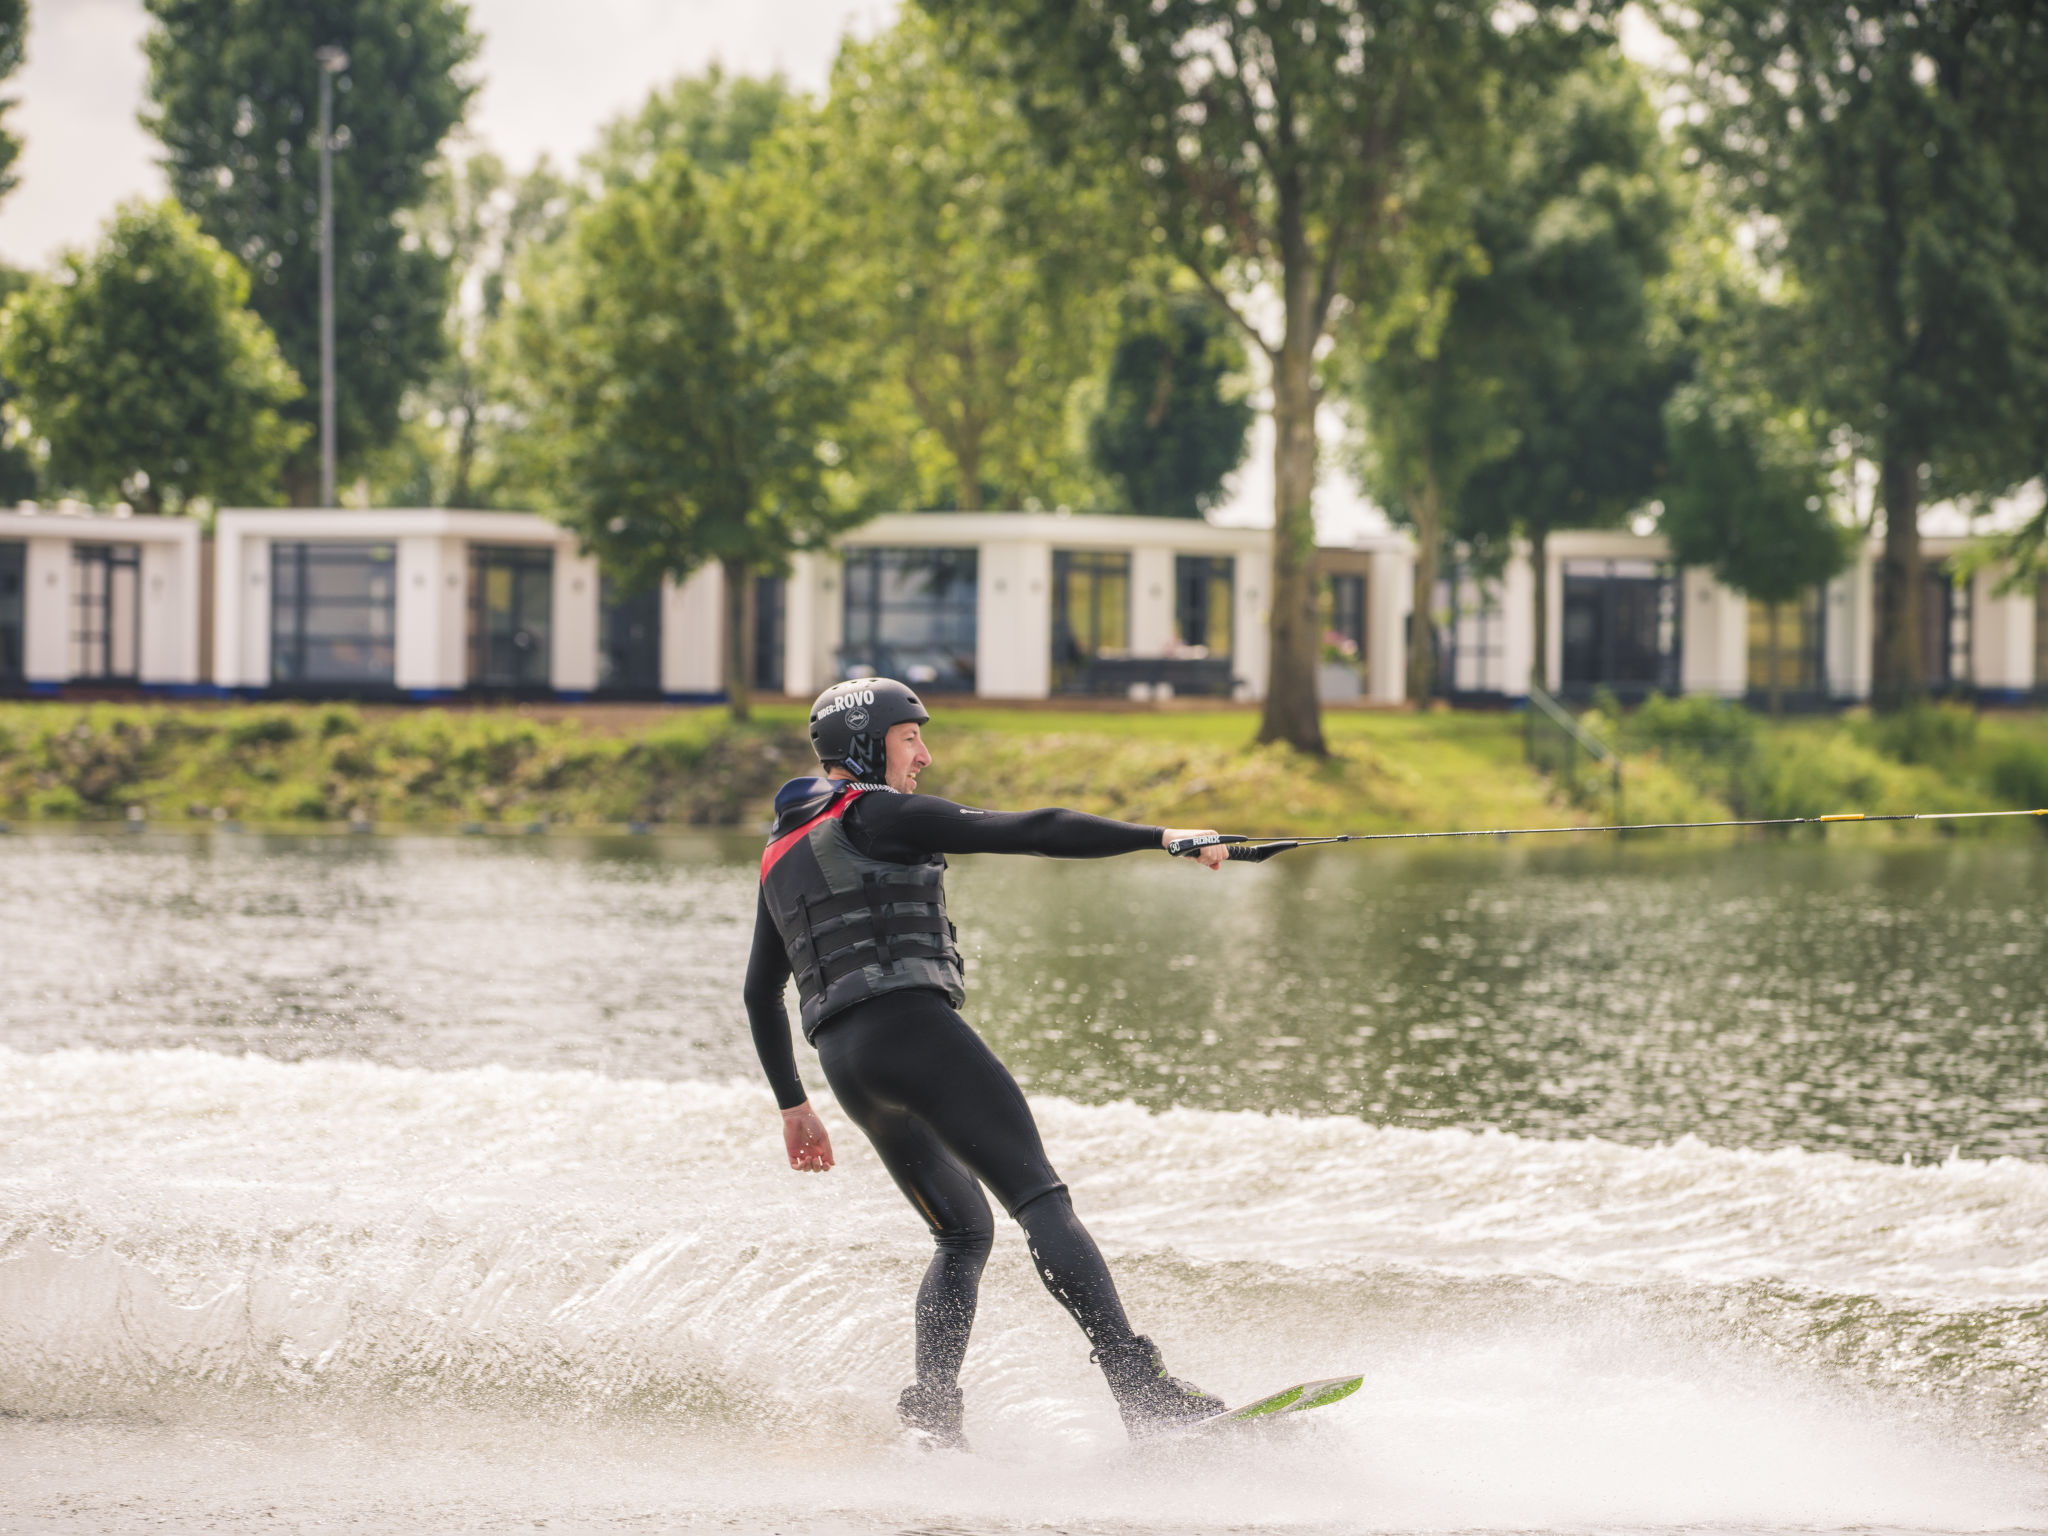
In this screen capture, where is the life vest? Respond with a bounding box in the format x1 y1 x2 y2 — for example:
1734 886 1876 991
759 778 964 1039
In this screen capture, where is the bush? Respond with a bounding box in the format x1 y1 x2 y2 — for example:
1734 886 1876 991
1619 693 1757 757
1989 742 2048 809
227 712 300 748
1867 702 1978 767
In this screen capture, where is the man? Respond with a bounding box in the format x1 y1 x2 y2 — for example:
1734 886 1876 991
743 677 1232 1448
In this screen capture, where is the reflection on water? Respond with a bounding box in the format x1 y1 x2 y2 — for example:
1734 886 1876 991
0 831 2043 1161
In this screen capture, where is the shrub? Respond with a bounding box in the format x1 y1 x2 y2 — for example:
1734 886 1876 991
1988 742 2048 809
1867 702 1977 767
227 712 300 748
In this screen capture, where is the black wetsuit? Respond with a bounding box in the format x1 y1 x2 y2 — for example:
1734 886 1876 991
743 788 1162 1388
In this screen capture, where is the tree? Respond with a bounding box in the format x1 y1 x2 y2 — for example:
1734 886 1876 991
585 64 792 189
0 0 24 203
1089 287 1253 518
1666 0 2048 707
0 200 305 514
1448 60 1684 693
919 0 1595 750
0 3 30 499
1345 56 1681 701
1660 386 1849 713
815 12 1136 514
507 149 859 718
380 152 570 508
142 0 477 502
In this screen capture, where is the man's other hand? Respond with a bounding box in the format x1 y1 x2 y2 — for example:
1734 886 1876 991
782 1102 835 1171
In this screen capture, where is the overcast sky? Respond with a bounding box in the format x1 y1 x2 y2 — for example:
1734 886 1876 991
0 0 1392 531
0 0 898 268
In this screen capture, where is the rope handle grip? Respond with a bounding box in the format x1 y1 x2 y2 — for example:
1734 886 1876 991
1166 833 1248 857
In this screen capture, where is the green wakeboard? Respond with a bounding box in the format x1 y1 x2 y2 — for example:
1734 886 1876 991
1180 1374 1364 1435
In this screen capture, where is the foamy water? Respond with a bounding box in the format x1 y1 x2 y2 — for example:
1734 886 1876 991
5 1044 2046 1534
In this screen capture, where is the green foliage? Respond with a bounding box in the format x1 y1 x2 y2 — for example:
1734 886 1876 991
1988 741 2048 810
373 152 572 508
1088 289 1252 518
1665 0 2048 697
0 200 306 513
0 702 813 826
142 0 479 496
509 149 855 587
813 13 1133 512
0 0 23 203
919 0 1585 749
1863 702 1977 768
1450 57 1685 561
0 259 36 501
585 65 792 188
1659 383 1850 607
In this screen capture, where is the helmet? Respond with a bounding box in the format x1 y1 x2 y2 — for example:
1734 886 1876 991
809 677 929 780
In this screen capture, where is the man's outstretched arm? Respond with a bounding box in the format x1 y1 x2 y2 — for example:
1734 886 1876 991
848 795 1164 863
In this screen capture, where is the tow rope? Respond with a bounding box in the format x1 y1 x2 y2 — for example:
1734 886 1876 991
1166 808 2048 863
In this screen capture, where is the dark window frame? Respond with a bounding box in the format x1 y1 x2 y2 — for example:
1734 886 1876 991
71 542 142 683
1559 558 1682 700
840 546 979 692
0 541 24 683
271 541 398 689
597 575 663 695
470 544 555 690
1051 548 1132 693
1434 560 1504 698
1173 554 1235 657
1744 583 1829 704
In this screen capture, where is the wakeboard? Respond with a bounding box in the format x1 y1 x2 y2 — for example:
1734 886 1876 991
1178 1374 1364 1435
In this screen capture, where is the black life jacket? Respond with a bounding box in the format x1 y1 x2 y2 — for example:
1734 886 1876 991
759 777 964 1039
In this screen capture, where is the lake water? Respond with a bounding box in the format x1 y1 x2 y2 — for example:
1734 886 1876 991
3 828 2046 1535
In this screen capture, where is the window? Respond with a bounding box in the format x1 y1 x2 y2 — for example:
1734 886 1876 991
1052 549 1130 693
471 545 553 689
272 543 397 686
1174 555 1234 656
1434 562 1504 696
1326 572 1366 665
840 547 978 691
0 542 22 682
2037 576 2047 695
1560 558 1680 699
598 576 661 694
752 574 786 693
1745 584 1827 704
1922 564 1970 689
71 543 141 682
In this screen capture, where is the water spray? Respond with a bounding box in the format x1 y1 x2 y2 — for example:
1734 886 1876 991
1166 808 2048 862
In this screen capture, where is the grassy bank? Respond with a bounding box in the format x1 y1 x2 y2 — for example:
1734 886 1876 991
0 697 2042 835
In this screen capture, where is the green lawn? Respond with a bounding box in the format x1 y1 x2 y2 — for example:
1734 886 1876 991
0 696 2040 836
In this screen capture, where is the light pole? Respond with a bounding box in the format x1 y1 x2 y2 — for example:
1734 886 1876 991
316 45 348 507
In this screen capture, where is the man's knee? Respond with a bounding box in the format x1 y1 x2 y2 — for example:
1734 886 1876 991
932 1205 994 1264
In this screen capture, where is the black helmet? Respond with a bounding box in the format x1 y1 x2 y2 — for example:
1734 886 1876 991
809 677 929 780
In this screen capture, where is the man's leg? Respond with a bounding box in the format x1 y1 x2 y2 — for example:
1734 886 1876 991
817 1025 993 1390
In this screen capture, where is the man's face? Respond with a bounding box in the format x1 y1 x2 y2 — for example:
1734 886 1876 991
883 721 931 794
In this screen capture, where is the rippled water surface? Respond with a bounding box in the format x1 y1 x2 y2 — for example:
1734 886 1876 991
3 827 2046 1536
4 829 2044 1158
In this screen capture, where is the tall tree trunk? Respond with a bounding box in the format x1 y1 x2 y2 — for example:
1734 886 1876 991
448 388 480 509
1406 463 1443 708
1257 330 1326 753
1767 601 1783 716
282 457 319 507
1528 525 1550 696
721 555 752 722
1872 450 1923 711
